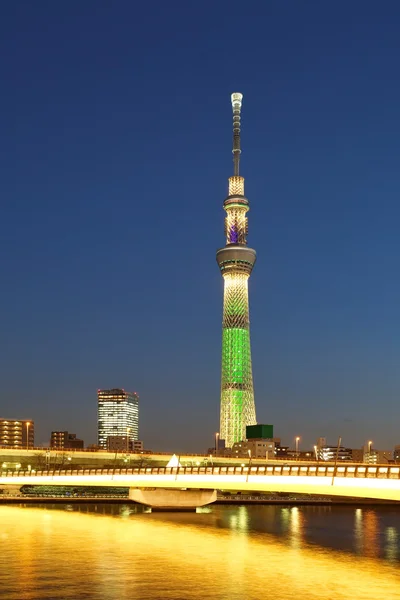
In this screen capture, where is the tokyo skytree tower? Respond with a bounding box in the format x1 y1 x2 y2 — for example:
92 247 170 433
216 93 257 448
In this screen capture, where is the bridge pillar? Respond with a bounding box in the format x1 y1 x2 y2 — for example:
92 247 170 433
129 488 217 511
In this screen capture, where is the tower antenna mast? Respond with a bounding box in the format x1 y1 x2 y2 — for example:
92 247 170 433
231 93 243 177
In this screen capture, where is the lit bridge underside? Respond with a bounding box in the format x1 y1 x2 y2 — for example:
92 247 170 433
1 464 400 502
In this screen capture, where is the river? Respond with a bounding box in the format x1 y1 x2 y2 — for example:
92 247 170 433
0 503 399 599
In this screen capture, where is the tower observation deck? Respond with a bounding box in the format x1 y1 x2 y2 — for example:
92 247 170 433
216 93 257 448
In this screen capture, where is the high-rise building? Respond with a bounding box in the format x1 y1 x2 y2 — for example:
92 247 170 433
50 431 84 449
216 93 257 447
97 389 139 449
0 418 34 449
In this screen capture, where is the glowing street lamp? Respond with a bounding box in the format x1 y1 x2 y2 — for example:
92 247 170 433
26 422 31 450
295 436 300 457
367 440 373 463
314 445 318 461
215 432 220 457
246 449 252 482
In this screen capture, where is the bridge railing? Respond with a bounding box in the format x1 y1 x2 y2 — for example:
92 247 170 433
1 465 400 479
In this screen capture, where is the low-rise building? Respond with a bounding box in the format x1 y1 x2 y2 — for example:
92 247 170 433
0 418 34 449
50 431 84 449
133 440 144 452
107 436 130 452
316 445 353 462
231 439 275 460
351 448 364 463
274 444 289 459
285 449 315 460
107 436 145 452
376 449 392 463
364 449 392 464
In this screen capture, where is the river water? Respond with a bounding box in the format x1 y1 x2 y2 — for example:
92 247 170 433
0 503 399 599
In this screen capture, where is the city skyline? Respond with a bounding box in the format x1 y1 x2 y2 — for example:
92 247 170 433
1 3 400 451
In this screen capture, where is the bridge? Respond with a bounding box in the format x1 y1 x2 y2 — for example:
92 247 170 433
1 463 400 508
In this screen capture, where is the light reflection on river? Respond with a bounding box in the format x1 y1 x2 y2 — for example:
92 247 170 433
0 504 399 599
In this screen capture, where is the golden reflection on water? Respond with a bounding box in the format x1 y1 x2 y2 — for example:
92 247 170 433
0 505 399 600
386 527 399 562
363 509 379 558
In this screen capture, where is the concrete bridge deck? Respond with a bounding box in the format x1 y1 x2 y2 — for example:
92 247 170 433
1 464 400 502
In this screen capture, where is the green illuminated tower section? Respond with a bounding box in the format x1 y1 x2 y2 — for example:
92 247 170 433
216 93 257 448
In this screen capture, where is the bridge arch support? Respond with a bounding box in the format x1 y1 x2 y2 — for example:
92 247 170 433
129 488 217 510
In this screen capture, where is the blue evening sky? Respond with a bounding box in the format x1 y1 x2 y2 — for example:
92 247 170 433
1 1 400 452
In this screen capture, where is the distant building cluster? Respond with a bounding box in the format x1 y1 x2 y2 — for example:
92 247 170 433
209 424 400 465
0 387 144 454
0 389 399 466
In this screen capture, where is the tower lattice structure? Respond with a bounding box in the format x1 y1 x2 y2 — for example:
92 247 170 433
216 93 257 448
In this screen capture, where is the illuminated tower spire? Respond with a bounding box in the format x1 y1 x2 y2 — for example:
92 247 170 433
216 93 257 448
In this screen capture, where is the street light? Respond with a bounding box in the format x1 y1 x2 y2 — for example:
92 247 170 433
26 422 30 450
314 445 318 461
246 449 252 482
331 436 342 485
215 432 220 457
295 436 300 457
126 427 131 453
367 440 373 464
